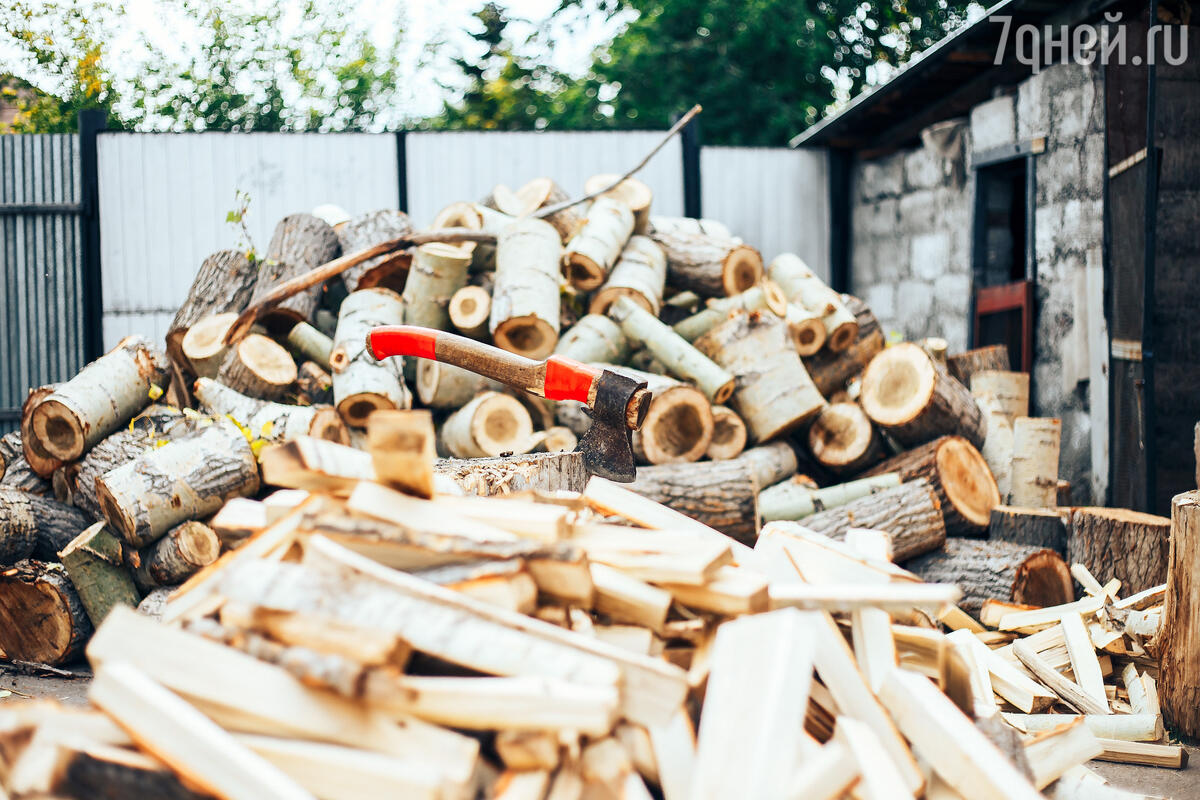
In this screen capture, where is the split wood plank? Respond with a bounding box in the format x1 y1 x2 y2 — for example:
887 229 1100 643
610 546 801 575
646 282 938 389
1092 739 1188 769
659 565 769 616
785 740 860 800
1001 713 1163 742
1012 638 1109 715
1060 611 1109 712
945 629 1055 713
832 716 910 800
1022 717 1104 790
770 582 960 614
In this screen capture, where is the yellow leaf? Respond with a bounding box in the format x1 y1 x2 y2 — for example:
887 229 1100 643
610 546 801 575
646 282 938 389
148 383 164 400
260 420 274 437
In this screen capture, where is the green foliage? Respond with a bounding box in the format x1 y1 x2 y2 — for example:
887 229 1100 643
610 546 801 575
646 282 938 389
225 189 258 262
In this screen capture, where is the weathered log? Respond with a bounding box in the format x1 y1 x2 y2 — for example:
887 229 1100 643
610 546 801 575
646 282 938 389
555 314 630 365
585 174 653 234
69 429 156 520
783 303 828 356
802 295 883 399
331 288 411 426
0 560 92 664
96 418 260 549
946 345 1010 387
29 337 169 461
978 397 1014 502
860 342 986 449
807 402 884 476
217 333 297 402
626 460 759 544
1161 491 1200 736
800 478 946 562
368 409 436 499
402 243 473 330
904 539 1073 614
648 229 762 297
589 235 667 315
20 386 63 479
0 487 93 563
180 312 238 379
167 250 258 371
436 451 588 496
1010 417 1060 508
768 254 858 353
1066 507 1170 594
514 177 587 243
608 296 734 404
734 442 798 490
758 472 902 523
864 436 1000 537
249 213 341 331
295 361 334 406
285 321 333 371
441 392 534 459
670 282 787 342
970 371 1030 421
695 311 825 441
989 506 1068 554
416 360 502 409
60 521 140 625
45 740 213 800
448 285 492 339
335 210 413 293
0 431 50 494
193 378 349 445
564 197 635 290
707 406 748 461
490 218 562 359
598 365 712 466
649 216 730 238
134 520 220 589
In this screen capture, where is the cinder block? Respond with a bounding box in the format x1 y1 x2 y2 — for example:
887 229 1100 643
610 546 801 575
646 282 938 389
910 232 951 281
903 146 945 191
862 283 896 320
970 95 1017 152
855 153 904 200
896 279 935 321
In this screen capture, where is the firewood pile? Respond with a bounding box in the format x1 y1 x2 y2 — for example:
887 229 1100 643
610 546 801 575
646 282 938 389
0 165 1193 798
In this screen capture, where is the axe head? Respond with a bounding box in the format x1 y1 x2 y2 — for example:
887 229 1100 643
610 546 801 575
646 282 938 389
577 369 649 483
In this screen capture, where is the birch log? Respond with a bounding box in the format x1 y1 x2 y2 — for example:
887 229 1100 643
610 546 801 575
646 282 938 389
802 296 884 399
20 386 63 478
134 521 220 589
758 473 902 523
0 560 91 665
589 235 667 315
598 365 713 465
768 254 858 353
563 197 635 290
649 217 731 238
860 342 986 449
217 333 297 402
0 431 50 495
734 442 799 489
806 402 884 476
1161 491 1200 736
194 378 349 445
29 337 168 461
1066 507 1170 594
649 229 762 297
978 396 1015 502
296 361 334 406
516 177 587 243
248 213 341 331
448 285 492 339
490 219 563 359
970 371 1030 421
695 311 825 442
286 322 334 371
166 249 257 371
416 361 503 409
60 521 141 625
585 174 654 234
947 345 1011 387
1010 417 1060 508
904 539 1073 614
800 478 946 562
70 428 157 520
331 288 410 427
441 392 534 459
180 312 238 379
627 460 759 544
707 406 748 460
402 243 473 330
670 282 787 342
96 418 260 548
784 304 828 356
0 488 93 562
335 210 413 293
608 296 734 404
555 314 629 364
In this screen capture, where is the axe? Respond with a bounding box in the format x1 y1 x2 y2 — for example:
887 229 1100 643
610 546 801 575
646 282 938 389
367 326 651 482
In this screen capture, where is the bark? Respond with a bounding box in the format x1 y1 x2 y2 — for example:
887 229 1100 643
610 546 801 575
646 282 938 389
784 303 827 356
802 296 884 399
0 560 92 665
1161 491 1200 736
806 402 884 476
554 314 630 364
609 296 734 404
59 521 141 626
989 506 1068 554
448 285 492 340
563 197 635 290
627 460 759 544
860 342 986 449
29 336 169 461
330 288 411 426
733 442 798 489
56 744 212 800
758 472 902 523
904 538 1073 614
978 397 1014 502
648 229 762 297
416 360 502 409
435 451 588 496
585 174 653 234
402 243 473 330
440 392 534 459
71 428 157 520
589 235 667 315
285 321 334 371
296 361 334 406
134 520 220 589
515 177 587 243
490 218 562 359
946 345 1010 387
863 436 1000 537
21 385 63 478
1010 417 1061 508
707 406 748 461
768 254 858 352
96 418 260 549
335 210 413 293
167 250 258 367
180 312 238 379
695 311 826 442
597 365 713 466
194 378 349 445
969 370 1030 422
0 431 51 495
670 283 787 343
0 487 94 562
800 478 946 562
216 333 297 402
649 216 730 239
1066 506 1170 594
249 213 341 331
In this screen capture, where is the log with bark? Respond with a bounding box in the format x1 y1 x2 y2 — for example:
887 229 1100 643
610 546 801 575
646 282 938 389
68 428 157 520
978 397 1014 502
806 402 884 476
96 418 260 549
863 436 1000 537
180 312 238 379
970 371 1030 422
649 216 731 238
768 254 858 353
946 345 1010 387
285 322 333 371
435 451 588 496
904 538 1073 614
335 210 413 293
295 361 334 406
648 229 762 297
166 250 258 372
706 406 747 461
448 285 492 340
758 472 901 523
416 361 503 409
489 218 563 359
440 392 534 459
598 365 712 465
1161 491 1200 737
783 303 828 356
695 311 825 441
989 506 1068 555
554 314 630 365
193 378 349 445
60 521 140 625
514 177 588 243
29 337 169 461
584 174 653 234
589 235 667 316
734 442 798 490
0 560 92 665
860 342 986 449
1010 417 1060 508
134 520 220 590
0 431 50 495
802 295 884 399
563 197 635 290
670 282 787 343
20 386 63 479
248 213 341 331
626 460 759 544
800 478 946 562
0 488 94 563
401 243 473 330
216 333 297 402
1066 507 1170 595
330 288 411 426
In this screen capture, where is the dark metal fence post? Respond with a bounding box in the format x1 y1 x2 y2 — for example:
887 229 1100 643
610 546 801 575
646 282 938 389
680 114 702 218
395 129 409 213
827 148 852 293
78 109 107 361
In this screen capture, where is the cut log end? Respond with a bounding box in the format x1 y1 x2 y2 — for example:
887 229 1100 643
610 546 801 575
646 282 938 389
590 286 654 317
0 561 92 665
636 386 713 464
310 407 353 445
807 402 879 474
470 396 533 457
494 316 559 360
219 334 297 401
788 316 827 356
337 393 397 429
721 246 764 296
1012 549 1074 608
937 436 1001 529
707 406 748 460
448 285 491 335
825 319 860 354
180 312 238 378
861 344 936 427
30 399 86 461
565 253 607 291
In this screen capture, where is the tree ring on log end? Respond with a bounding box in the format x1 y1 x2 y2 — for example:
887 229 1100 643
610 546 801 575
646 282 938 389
590 286 654 316
566 253 606 291
310 407 352 445
31 400 85 461
721 246 764 296
469 393 533 457
808 403 873 470
339 394 394 428
707 406 747 460
827 320 859 353
1012 549 1074 607
640 386 713 464
936 436 1001 528
861 342 936 426
494 315 558 360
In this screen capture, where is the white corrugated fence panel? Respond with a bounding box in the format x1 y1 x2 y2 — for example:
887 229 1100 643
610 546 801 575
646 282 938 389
405 131 685 227
97 133 398 349
700 147 830 282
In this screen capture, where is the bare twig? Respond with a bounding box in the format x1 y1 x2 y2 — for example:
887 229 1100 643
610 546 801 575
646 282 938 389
534 104 703 220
